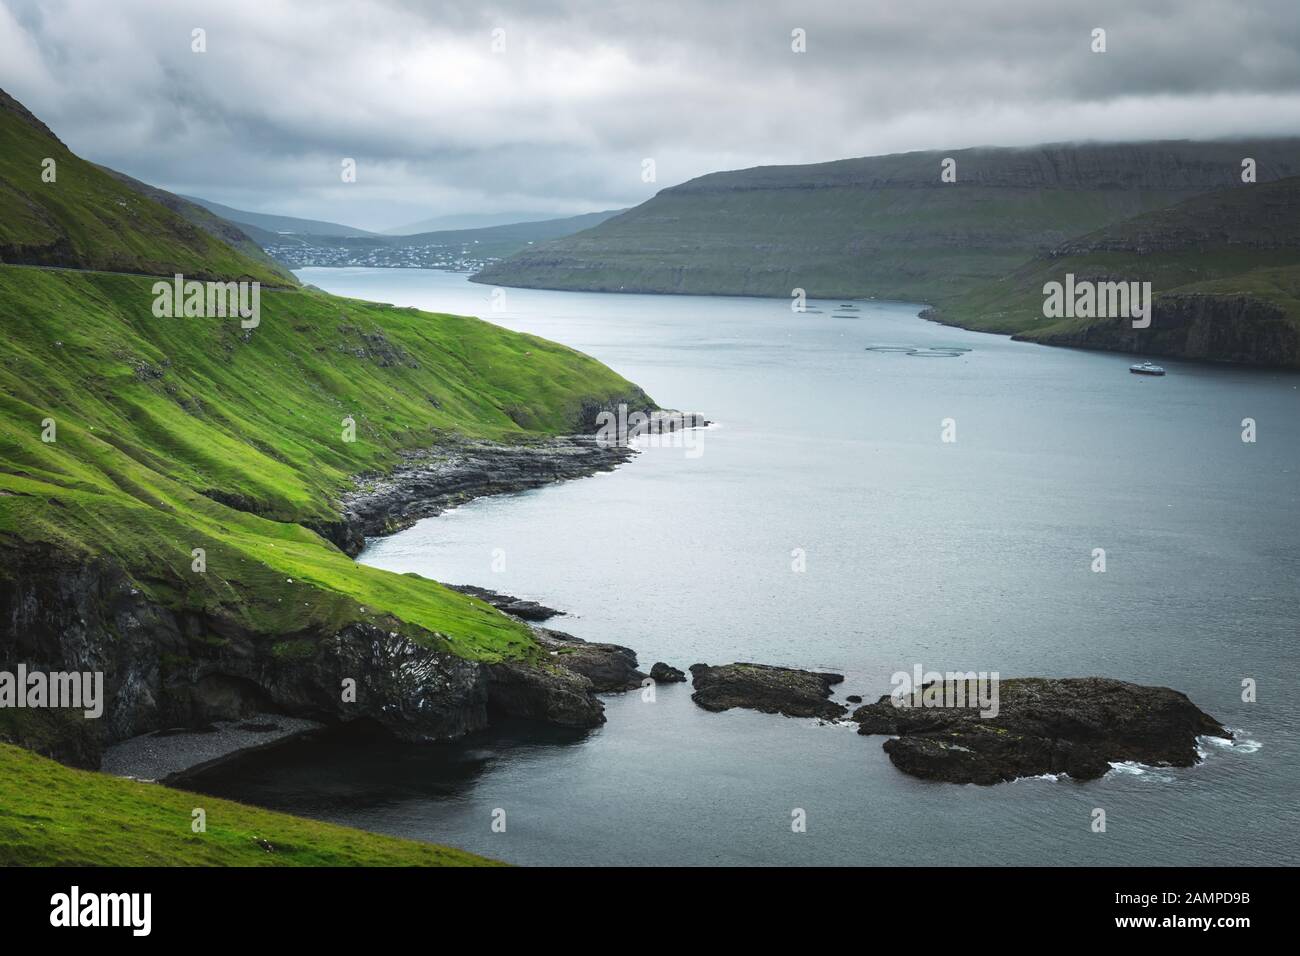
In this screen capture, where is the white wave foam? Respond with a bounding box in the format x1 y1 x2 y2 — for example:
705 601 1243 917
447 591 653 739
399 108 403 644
1107 761 1174 782
1201 732 1262 756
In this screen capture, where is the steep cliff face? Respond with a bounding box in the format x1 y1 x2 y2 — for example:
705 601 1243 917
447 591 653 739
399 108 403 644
0 456 643 770
0 541 494 767
1022 293 1300 366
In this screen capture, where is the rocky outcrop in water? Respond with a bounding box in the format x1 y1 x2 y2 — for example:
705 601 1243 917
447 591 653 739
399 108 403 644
533 628 646 693
689 662 846 719
650 662 687 683
485 657 608 728
852 677 1230 784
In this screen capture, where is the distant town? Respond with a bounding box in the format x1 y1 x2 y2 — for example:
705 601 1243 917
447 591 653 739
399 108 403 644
262 239 499 272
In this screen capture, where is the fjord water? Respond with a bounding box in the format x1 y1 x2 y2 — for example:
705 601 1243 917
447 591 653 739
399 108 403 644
199 268 1300 866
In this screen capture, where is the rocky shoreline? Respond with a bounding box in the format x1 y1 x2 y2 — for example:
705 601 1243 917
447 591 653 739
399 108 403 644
446 584 565 622
101 715 324 784
2 416 1237 791
314 436 636 557
0 425 680 773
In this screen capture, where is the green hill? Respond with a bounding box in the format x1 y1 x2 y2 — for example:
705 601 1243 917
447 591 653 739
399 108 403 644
0 91 288 285
934 176 1300 366
0 89 651 807
473 139 1300 305
100 169 299 285
0 743 494 866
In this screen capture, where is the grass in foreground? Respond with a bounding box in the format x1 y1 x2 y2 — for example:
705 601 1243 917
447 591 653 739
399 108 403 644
0 743 498 866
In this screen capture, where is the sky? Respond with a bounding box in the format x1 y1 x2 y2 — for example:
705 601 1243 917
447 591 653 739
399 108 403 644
2 0 1299 232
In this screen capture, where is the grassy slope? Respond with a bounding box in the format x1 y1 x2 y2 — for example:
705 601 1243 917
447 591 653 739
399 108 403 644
935 177 1300 349
0 91 287 285
99 166 299 285
0 266 642 659
475 139 1300 304
0 744 496 865
0 88 647 662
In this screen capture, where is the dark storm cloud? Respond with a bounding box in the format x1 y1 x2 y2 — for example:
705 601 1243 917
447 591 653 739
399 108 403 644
2 0 1297 230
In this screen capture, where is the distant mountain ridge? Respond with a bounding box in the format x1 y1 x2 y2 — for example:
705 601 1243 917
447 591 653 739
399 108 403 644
181 196 624 249
384 210 576 235
666 141 1299 191
473 138 1300 306
182 196 382 238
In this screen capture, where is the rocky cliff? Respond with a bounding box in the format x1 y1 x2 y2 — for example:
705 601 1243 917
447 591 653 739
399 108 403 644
1 438 654 770
1023 293 1300 366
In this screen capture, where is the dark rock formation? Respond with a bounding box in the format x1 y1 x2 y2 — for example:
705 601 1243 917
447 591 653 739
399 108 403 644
1021 293 1300 368
852 677 1230 784
689 662 846 719
0 541 661 769
845 694 863 703
446 585 563 622
532 628 645 693
485 658 607 728
0 543 506 767
481 624 650 726
649 662 687 683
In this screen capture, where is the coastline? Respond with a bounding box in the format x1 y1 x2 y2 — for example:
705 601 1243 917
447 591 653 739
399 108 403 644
98 430 674 783
320 435 635 557
468 272 1300 369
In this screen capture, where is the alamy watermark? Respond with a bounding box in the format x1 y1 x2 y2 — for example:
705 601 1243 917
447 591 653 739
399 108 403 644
1043 273 1151 329
889 664 1000 718
152 274 261 329
0 665 103 718
50 886 150 936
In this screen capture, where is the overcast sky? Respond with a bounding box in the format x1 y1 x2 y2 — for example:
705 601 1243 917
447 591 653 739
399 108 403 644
3 0 1299 232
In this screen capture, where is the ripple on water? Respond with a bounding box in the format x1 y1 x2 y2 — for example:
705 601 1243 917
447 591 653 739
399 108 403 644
865 345 973 357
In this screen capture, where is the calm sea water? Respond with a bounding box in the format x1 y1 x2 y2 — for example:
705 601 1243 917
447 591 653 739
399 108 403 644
195 268 1300 866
